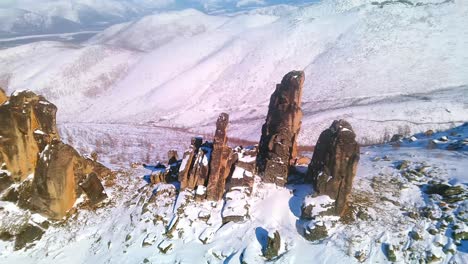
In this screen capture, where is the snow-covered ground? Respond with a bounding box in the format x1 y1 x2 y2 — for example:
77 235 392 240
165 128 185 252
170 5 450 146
0 0 466 145
0 123 466 264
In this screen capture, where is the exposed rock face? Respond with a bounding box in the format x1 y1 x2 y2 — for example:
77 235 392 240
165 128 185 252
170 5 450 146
79 172 107 205
306 119 360 216
0 90 59 181
0 87 7 105
257 71 304 186
206 113 232 201
31 140 110 219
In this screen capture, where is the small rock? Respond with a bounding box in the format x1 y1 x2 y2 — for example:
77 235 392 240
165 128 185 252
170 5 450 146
439 136 448 142
396 160 409 170
383 244 397 262
158 240 174 254
14 224 44 250
410 231 422 241
303 221 328 241
390 134 404 142
263 231 281 260
354 250 367 262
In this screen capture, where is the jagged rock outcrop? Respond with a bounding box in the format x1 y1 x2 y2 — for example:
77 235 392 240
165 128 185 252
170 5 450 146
144 163 177 185
306 119 360 216
173 113 259 204
178 137 203 190
257 71 304 186
188 142 212 195
31 140 110 219
206 113 232 201
167 150 178 165
0 90 59 181
0 90 111 219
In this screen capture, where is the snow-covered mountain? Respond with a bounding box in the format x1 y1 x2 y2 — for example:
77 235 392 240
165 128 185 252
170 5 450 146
0 8 82 38
0 0 466 145
0 0 313 38
0 0 174 38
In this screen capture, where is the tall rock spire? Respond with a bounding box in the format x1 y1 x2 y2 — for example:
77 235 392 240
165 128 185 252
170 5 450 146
306 119 360 216
206 113 232 200
256 71 304 186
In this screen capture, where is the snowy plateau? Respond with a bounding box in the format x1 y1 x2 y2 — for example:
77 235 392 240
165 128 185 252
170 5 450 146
0 0 467 263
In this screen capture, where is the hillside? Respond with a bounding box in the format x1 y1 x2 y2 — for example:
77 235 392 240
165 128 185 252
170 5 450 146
0 0 466 145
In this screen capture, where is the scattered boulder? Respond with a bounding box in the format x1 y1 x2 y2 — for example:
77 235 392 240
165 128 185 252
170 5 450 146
306 120 360 216
79 172 107 205
383 244 397 262
303 221 328 241
423 183 466 204
222 187 250 224
158 240 174 254
257 71 304 186
425 130 434 136
199 227 216 244
142 233 158 247
390 134 404 142
14 223 44 250
207 113 232 201
301 195 335 220
263 230 281 260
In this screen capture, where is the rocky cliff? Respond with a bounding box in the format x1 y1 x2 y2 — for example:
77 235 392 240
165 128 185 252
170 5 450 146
0 90 110 220
0 90 59 181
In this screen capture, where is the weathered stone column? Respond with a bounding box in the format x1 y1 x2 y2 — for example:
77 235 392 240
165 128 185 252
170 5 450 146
257 71 304 186
306 119 360 216
206 113 232 200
